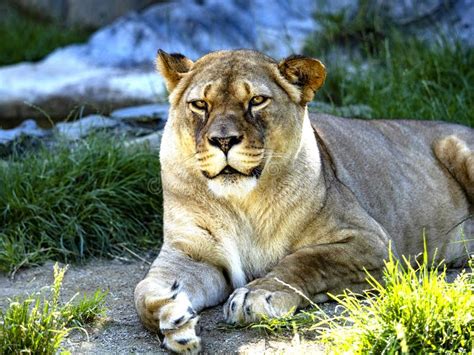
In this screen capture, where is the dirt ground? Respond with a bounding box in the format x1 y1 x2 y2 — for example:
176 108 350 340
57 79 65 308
1 258 466 354
0 259 328 354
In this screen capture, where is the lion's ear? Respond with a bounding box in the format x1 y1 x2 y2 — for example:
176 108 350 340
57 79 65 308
156 49 194 92
278 55 326 104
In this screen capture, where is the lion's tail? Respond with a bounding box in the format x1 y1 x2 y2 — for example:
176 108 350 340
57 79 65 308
434 135 474 204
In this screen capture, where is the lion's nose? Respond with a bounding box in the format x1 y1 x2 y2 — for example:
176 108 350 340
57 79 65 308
208 134 243 154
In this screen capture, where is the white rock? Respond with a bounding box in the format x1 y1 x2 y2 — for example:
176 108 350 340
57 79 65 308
0 51 164 121
56 115 119 140
125 131 163 151
0 119 46 145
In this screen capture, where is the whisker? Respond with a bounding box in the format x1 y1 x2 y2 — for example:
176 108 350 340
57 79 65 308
236 152 264 157
180 152 198 164
240 160 261 165
197 155 212 161
263 152 290 159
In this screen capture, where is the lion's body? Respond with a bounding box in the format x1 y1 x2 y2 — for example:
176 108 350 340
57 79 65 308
134 49 473 353
312 114 473 265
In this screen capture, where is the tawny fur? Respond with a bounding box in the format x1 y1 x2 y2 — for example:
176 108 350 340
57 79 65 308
434 135 474 204
134 49 473 354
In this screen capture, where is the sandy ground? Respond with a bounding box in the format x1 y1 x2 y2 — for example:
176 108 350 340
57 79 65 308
0 259 327 354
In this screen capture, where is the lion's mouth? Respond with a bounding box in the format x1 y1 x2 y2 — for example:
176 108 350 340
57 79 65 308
204 165 262 179
220 166 242 175
214 165 247 179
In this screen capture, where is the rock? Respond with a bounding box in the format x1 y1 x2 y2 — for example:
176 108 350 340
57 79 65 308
0 119 46 144
382 0 446 23
125 131 162 151
355 0 474 46
82 0 336 66
55 114 119 140
0 52 165 122
0 0 328 122
434 0 474 46
110 103 169 124
0 102 170 157
0 119 48 158
14 0 164 28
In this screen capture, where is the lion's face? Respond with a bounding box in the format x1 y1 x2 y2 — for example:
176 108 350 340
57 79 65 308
158 50 326 198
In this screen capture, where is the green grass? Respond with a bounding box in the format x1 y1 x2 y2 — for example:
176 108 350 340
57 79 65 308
0 1 91 66
0 263 107 354
67 289 108 327
305 6 474 127
0 134 163 274
250 254 474 354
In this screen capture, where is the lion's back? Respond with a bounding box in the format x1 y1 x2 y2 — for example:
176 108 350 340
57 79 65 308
310 113 473 263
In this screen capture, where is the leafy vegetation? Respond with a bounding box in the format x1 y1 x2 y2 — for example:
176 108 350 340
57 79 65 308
251 254 473 353
0 264 107 354
305 3 474 127
0 0 91 66
0 135 163 274
322 257 473 353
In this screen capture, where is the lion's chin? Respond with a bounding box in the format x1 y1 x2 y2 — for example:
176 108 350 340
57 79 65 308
207 175 257 199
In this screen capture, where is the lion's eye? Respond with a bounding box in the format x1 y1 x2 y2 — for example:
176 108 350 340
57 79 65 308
190 100 208 112
249 96 268 107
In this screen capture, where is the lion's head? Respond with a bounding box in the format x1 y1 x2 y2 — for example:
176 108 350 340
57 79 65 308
158 49 326 198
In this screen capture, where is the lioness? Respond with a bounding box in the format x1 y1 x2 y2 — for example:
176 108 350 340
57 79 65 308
134 49 473 353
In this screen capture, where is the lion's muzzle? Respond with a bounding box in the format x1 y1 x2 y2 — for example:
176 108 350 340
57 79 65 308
197 115 265 182
207 133 243 155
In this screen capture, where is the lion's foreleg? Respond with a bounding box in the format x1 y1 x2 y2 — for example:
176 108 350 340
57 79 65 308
224 238 387 324
135 246 230 353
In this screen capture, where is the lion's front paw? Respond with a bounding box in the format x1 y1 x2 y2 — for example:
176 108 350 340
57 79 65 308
223 286 297 325
161 315 201 354
135 279 201 354
157 292 201 354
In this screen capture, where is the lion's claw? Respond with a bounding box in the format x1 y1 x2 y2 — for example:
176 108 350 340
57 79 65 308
223 287 296 324
161 315 201 354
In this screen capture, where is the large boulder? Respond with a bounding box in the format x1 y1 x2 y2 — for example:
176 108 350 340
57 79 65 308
13 0 165 28
0 0 332 123
378 0 474 45
0 52 164 122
